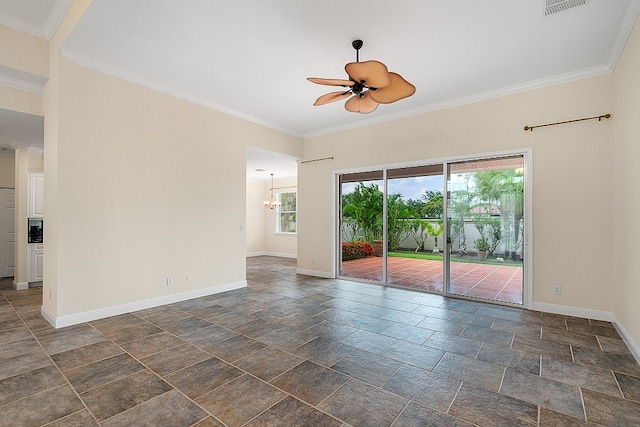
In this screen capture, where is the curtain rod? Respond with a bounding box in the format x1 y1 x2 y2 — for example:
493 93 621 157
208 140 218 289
300 156 333 165
524 114 611 131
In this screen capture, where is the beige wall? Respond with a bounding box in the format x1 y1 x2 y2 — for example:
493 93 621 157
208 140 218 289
0 86 43 116
0 157 15 186
612 18 640 352
0 24 49 77
246 180 266 254
0 23 47 116
300 75 614 313
44 56 302 319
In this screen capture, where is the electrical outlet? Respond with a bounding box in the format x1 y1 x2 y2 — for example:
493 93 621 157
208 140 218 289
166 277 174 286
553 285 562 295
186 274 192 283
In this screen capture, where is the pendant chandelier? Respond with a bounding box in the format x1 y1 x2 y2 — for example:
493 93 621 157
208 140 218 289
263 173 282 210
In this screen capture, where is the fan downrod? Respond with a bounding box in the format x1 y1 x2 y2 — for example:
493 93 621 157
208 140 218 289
352 39 363 62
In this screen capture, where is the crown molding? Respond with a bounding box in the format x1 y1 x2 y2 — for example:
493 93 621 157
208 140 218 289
0 64 48 95
303 64 613 139
0 74 45 95
27 146 44 155
42 0 73 40
607 0 640 72
0 11 45 39
0 0 72 40
60 48 304 139
8 142 43 155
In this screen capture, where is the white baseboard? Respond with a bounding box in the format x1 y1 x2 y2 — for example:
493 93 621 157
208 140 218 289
611 313 640 365
532 302 614 322
41 280 247 329
533 301 640 365
295 268 333 279
246 252 297 259
13 280 28 290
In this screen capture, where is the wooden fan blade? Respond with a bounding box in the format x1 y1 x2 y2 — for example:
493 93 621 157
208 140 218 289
368 72 416 104
345 61 391 88
313 91 352 106
344 92 379 114
307 77 355 87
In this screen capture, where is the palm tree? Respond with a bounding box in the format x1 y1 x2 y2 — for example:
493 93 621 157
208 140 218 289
425 220 444 253
449 174 474 254
408 219 429 252
342 182 383 243
422 190 444 218
386 193 412 251
474 168 523 260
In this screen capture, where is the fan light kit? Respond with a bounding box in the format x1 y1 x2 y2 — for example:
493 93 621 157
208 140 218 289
307 39 415 114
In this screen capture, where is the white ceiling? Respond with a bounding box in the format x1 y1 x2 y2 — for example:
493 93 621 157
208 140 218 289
246 146 298 183
1 0 639 176
0 0 70 39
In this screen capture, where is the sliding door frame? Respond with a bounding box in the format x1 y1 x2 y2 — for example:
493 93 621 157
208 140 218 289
333 147 533 309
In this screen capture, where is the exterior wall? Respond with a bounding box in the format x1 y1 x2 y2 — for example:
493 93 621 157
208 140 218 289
300 75 614 314
612 18 640 356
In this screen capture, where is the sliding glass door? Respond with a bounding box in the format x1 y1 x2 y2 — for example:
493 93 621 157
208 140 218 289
338 153 527 307
386 165 444 292
445 155 525 304
339 171 384 282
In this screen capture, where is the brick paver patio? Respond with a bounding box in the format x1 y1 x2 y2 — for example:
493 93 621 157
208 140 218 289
341 256 523 304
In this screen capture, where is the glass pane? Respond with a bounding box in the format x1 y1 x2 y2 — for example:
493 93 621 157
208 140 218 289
280 192 296 211
386 165 444 293
279 212 296 233
446 156 524 304
339 171 384 282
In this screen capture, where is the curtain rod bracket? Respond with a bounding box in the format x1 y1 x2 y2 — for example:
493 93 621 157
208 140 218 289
524 113 610 131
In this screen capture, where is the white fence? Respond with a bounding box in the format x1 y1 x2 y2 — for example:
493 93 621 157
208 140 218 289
342 218 523 258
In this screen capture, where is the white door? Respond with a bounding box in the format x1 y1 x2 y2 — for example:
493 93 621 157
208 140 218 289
29 173 44 218
30 244 44 282
0 188 15 278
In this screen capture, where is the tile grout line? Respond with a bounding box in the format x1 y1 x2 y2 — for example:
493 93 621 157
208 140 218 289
446 381 464 414
18 309 102 426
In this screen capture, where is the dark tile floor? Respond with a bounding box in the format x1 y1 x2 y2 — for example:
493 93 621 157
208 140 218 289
1 256 639 426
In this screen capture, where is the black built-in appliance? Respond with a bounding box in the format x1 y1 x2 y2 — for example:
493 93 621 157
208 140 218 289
28 219 43 243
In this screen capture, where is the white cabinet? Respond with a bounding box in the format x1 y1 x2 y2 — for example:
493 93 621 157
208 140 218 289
29 173 44 218
28 243 44 282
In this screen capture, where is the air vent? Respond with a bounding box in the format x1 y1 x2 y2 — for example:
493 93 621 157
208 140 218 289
544 0 588 16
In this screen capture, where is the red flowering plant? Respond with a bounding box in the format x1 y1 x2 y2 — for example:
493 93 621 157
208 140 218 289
341 241 375 261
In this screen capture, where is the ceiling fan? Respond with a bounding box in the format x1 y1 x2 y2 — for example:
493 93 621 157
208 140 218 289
307 39 416 114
